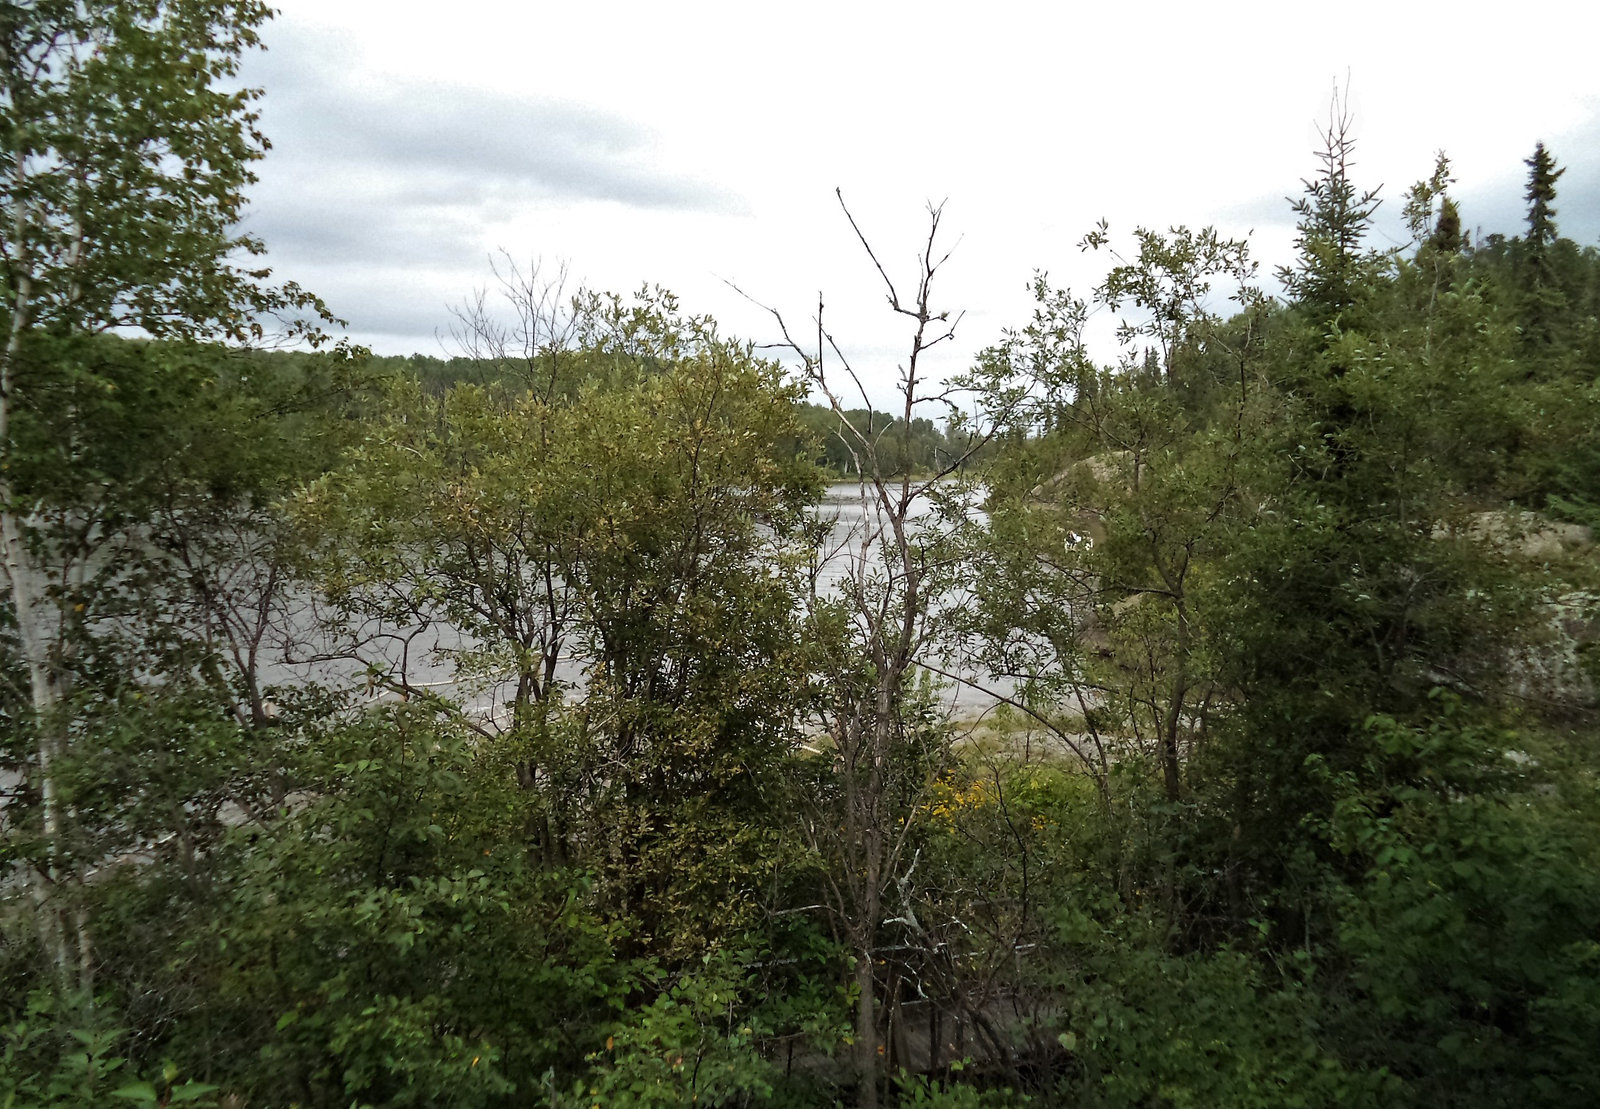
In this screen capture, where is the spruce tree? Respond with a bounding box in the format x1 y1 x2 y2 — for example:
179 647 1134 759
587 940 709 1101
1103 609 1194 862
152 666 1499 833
1520 142 1567 348
1278 105 1382 332
1523 141 1565 255
1429 196 1464 254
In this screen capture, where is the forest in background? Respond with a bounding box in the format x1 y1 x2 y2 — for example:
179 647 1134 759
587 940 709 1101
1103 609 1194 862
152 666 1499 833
386 346 967 480
4 5 1600 1108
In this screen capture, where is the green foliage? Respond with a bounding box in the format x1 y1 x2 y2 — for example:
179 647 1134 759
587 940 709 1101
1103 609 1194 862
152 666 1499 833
893 1070 1029 1108
1317 706 1600 1106
8 39 1600 1109
0 993 217 1109
1 994 129 1109
0 0 334 344
1278 98 1385 329
1051 943 1370 1109
953 122 1600 1109
571 955 777 1109
795 404 961 477
294 293 821 962
208 707 619 1106
1084 220 1256 393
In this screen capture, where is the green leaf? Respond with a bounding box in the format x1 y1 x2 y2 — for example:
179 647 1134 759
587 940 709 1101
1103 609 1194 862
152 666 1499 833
111 1082 159 1103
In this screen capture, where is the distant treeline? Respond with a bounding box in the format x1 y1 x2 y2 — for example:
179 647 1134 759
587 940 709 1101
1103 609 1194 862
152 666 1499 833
355 351 974 477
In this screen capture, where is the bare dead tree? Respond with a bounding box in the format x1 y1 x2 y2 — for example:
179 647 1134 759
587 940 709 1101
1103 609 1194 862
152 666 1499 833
738 191 1024 1109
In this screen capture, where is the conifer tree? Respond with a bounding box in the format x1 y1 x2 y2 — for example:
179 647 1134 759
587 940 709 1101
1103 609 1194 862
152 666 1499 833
1520 142 1567 347
1278 95 1381 333
1523 141 1565 255
1429 196 1464 254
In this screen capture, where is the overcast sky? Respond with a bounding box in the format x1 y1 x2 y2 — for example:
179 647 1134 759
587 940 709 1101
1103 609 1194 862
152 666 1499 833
238 0 1600 403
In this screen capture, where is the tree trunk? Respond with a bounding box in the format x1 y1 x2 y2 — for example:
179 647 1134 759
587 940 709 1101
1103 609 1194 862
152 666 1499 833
1 262 81 988
855 940 879 1109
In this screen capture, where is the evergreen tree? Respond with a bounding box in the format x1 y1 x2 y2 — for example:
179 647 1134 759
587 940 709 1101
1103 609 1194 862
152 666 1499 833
1429 196 1464 254
1520 142 1568 350
1523 141 1565 255
1278 96 1382 333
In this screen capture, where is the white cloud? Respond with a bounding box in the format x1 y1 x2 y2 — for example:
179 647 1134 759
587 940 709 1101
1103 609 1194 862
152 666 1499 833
240 0 1600 403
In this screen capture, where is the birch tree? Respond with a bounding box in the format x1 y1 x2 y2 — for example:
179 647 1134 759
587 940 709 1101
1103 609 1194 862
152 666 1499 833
0 0 326 988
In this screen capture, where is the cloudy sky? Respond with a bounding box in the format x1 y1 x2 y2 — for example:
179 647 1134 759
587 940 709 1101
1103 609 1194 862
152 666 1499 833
238 0 1600 402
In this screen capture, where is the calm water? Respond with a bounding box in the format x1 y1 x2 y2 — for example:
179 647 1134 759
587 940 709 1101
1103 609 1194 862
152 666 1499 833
254 480 1005 727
